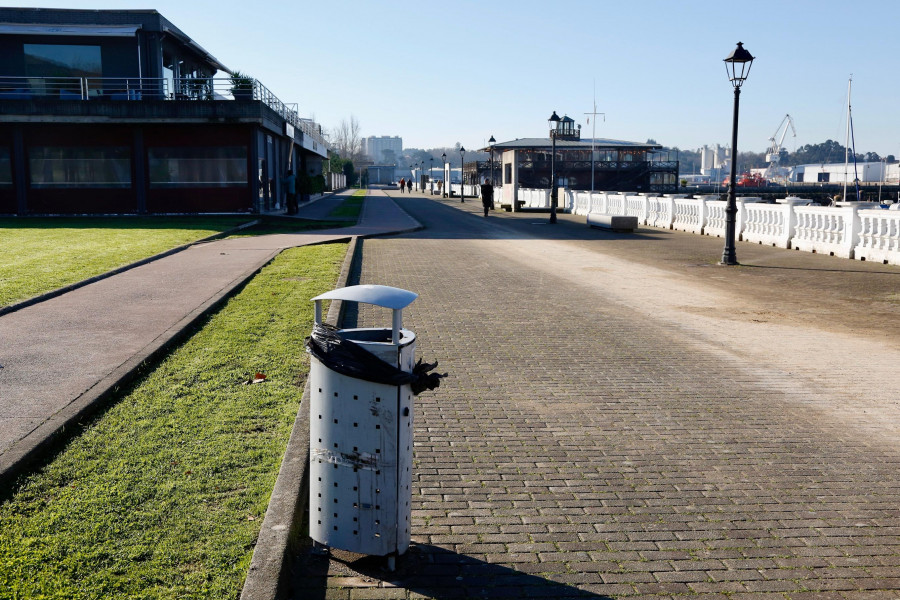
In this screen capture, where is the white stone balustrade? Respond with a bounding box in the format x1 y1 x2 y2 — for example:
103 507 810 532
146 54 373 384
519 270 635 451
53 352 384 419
647 195 676 229
791 203 868 259
672 198 706 234
853 209 900 264
625 195 648 224
514 188 899 265
741 198 804 248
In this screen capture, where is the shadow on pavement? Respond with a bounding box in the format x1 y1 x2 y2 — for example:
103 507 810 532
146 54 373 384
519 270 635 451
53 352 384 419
741 263 900 275
288 543 612 600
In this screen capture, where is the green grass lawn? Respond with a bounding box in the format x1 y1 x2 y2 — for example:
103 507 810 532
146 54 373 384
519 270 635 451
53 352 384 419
0 216 351 308
0 217 254 308
327 189 365 219
0 242 346 599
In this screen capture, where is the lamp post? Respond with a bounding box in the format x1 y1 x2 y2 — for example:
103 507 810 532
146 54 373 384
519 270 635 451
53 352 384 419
488 135 496 186
721 41 754 265
459 146 466 202
429 157 434 194
548 111 561 224
441 152 447 197
420 161 424 192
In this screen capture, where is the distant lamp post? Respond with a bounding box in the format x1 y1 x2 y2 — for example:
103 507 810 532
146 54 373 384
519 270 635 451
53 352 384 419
488 135 496 186
429 157 434 193
459 146 466 203
420 161 425 192
548 111 561 224
721 41 754 265
441 152 447 197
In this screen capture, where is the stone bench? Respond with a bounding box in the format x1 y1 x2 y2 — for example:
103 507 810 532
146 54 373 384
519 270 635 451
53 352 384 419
587 213 639 232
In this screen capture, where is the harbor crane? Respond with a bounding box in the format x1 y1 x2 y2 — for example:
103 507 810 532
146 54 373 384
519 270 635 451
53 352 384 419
764 114 797 181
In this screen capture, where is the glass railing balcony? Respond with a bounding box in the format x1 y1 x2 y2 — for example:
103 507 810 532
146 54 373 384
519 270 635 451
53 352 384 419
0 75 327 148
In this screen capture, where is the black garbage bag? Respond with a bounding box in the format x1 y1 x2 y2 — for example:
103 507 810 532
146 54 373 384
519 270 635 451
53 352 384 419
306 323 446 395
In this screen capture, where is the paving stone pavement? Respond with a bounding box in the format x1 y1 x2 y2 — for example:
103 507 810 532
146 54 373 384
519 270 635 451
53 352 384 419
288 192 900 599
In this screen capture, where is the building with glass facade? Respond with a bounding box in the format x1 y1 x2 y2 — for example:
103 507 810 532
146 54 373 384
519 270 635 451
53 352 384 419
477 136 679 210
0 7 328 214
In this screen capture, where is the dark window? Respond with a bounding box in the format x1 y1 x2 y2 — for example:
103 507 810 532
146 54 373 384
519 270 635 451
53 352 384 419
0 147 11 187
148 146 248 188
504 163 512 184
29 147 131 188
24 44 101 78
817 172 830 183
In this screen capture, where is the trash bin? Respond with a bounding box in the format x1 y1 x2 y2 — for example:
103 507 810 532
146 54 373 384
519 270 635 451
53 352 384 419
306 285 442 567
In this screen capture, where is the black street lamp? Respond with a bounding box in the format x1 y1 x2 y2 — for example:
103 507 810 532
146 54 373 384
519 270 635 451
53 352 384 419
441 152 447 197
459 146 466 203
420 161 425 192
548 111 561 224
488 135 496 186
721 41 754 265
429 157 434 193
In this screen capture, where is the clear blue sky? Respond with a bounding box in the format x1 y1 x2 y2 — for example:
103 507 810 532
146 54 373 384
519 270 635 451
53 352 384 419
5 0 900 158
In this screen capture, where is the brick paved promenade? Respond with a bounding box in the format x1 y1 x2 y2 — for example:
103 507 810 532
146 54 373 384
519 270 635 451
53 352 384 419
289 190 900 599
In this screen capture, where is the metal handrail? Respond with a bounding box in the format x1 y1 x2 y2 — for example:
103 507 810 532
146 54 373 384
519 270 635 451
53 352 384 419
0 74 327 147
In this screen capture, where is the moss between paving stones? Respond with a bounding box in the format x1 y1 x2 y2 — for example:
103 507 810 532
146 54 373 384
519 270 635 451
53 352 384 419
0 242 347 600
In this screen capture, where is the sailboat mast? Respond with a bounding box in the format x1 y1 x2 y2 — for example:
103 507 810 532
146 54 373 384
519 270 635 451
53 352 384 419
843 76 852 202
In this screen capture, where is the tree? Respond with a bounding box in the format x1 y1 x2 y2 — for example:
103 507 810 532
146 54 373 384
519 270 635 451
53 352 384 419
342 160 357 186
330 116 363 164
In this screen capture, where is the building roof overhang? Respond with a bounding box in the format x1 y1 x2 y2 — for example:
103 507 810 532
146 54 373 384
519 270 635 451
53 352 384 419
481 137 662 152
0 22 140 36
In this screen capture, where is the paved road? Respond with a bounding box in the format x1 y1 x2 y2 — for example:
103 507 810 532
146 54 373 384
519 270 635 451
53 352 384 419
289 190 900 599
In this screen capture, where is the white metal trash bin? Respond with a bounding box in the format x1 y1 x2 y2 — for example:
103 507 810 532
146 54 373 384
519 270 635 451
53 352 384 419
307 285 418 566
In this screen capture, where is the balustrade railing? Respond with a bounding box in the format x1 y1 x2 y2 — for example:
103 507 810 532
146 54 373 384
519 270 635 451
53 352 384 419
742 202 793 248
792 204 862 258
673 198 705 234
521 188 900 265
0 75 327 148
855 209 900 264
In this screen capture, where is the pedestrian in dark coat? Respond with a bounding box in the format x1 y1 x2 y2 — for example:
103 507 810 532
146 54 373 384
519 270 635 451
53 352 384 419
282 169 297 214
480 179 494 217
406 179 412 193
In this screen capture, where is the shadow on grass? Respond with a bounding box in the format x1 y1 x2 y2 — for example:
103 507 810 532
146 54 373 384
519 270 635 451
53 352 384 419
288 543 613 600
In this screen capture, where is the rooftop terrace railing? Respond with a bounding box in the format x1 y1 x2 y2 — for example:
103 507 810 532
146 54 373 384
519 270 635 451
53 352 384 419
0 75 327 148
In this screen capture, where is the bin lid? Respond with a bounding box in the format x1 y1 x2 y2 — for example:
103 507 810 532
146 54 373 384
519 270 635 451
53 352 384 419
311 285 417 310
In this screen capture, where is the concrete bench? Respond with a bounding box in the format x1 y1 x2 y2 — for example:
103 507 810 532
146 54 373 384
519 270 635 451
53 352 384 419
587 213 639 232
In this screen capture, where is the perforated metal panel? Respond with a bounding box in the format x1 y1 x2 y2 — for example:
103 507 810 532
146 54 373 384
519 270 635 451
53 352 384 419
309 328 416 556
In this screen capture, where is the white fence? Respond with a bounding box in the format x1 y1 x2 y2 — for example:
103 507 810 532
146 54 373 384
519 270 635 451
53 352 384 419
328 173 346 191
559 189 900 265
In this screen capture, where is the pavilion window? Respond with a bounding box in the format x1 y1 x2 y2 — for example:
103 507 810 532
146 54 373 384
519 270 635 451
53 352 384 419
148 146 248 188
29 147 131 188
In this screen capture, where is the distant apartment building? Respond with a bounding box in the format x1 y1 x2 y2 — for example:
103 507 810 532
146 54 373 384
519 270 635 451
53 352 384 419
364 135 401 164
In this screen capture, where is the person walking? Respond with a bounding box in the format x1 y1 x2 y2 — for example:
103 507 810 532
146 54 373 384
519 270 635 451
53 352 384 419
399 178 405 193
480 179 494 217
406 179 412 193
282 169 297 215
